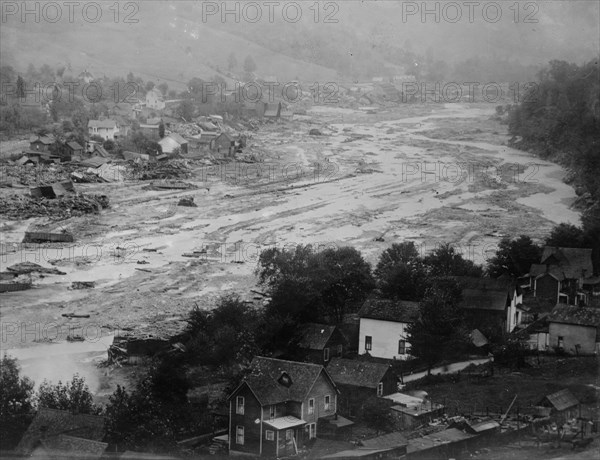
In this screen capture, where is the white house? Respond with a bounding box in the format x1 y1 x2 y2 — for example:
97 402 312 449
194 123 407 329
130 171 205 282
88 119 119 141
146 88 165 110
158 133 188 154
358 298 420 361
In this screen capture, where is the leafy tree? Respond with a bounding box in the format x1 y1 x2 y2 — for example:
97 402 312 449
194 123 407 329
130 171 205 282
36 374 100 415
374 242 428 301
486 236 542 279
545 223 586 248
158 121 165 138
407 278 469 374
157 82 169 96
145 81 155 92
16 75 25 98
257 245 375 324
243 55 257 75
0 354 35 450
424 243 483 277
228 52 238 72
360 397 394 435
177 99 195 121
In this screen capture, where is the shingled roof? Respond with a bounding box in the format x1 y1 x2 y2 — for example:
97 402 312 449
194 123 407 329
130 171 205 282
460 289 508 311
454 276 520 299
231 357 337 406
538 389 579 411
359 298 420 323
326 358 395 389
88 119 117 129
16 408 106 456
547 305 600 328
536 247 593 279
296 323 337 350
40 434 107 459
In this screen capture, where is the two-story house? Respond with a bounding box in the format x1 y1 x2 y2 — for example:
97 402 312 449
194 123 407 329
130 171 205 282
291 323 348 365
455 277 524 335
88 119 119 141
227 357 339 457
527 247 594 306
146 88 166 110
358 298 420 360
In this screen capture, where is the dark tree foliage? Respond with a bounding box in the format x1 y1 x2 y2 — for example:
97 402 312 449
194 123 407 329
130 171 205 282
360 397 395 435
0 354 35 450
424 243 484 278
257 245 375 324
158 121 165 139
186 294 266 368
36 374 101 415
487 236 542 279
374 242 428 301
508 58 600 273
406 278 469 373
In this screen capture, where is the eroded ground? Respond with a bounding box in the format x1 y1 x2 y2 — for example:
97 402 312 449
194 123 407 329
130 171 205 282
0 103 581 395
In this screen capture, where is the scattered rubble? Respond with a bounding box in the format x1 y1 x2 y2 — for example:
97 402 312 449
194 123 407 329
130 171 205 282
71 281 95 289
23 231 74 243
7 262 66 276
0 194 110 220
178 196 197 207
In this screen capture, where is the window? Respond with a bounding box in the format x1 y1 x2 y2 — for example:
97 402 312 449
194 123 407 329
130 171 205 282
236 396 244 415
398 340 406 355
365 336 372 351
558 336 564 349
236 426 244 445
323 347 330 362
377 382 383 397
265 430 274 441
269 405 276 420
308 423 316 439
308 398 315 415
324 395 331 411
285 429 293 441
337 344 343 357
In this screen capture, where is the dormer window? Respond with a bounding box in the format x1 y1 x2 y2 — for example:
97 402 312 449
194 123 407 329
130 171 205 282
278 372 292 387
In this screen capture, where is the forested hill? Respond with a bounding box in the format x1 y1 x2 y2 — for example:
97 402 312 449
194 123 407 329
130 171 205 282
508 58 600 259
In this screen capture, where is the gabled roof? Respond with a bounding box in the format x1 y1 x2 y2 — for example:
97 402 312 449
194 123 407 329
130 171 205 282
529 264 566 281
359 298 419 323
16 408 106 455
538 247 593 279
547 305 600 328
454 276 520 299
88 119 117 129
296 323 337 350
67 141 83 150
326 358 395 389
41 434 107 459
167 133 188 145
460 289 508 311
230 357 336 406
30 135 55 145
538 389 579 411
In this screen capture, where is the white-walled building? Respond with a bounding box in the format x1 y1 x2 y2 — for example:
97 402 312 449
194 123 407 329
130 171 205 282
358 298 420 361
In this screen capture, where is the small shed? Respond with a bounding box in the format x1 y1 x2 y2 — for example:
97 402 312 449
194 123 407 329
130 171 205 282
210 132 235 158
537 389 579 420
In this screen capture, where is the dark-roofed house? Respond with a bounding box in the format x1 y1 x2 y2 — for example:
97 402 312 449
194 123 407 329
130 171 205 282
292 323 348 365
528 247 594 306
16 408 107 459
456 276 524 334
29 134 55 152
322 432 408 459
547 305 600 354
210 132 235 158
228 357 340 457
327 358 399 417
64 141 83 159
537 389 579 421
358 298 419 360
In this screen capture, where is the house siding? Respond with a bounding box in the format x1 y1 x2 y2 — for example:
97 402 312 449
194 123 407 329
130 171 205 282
549 323 597 355
535 275 560 305
302 372 337 437
229 385 262 455
359 318 411 360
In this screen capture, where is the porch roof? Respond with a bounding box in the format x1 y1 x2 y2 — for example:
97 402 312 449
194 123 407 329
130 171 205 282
264 415 306 430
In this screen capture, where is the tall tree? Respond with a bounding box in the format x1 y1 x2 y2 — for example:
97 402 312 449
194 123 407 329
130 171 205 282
406 278 468 374
424 243 483 278
374 242 428 301
545 223 586 248
158 121 165 138
243 55 257 75
157 82 169 96
16 75 25 98
0 354 35 450
486 236 542 279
